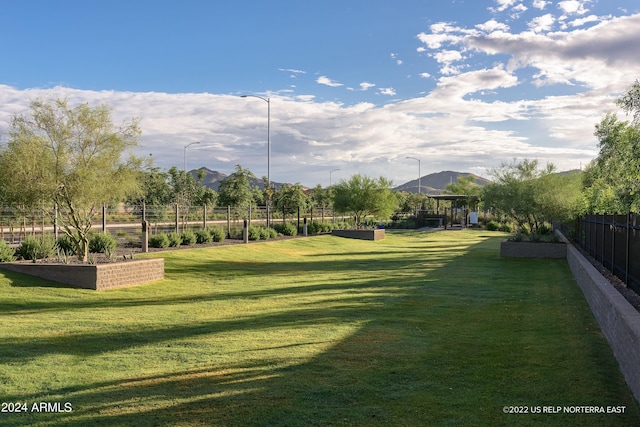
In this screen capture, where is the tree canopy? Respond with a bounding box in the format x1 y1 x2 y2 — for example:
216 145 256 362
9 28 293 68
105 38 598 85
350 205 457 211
482 159 584 236
332 174 397 227
582 81 640 213
217 164 257 209
0 98 142 260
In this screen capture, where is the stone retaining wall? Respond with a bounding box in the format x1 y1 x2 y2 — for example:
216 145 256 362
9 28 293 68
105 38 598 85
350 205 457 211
564 243 640 403
331 229 385 241
0 258 164 290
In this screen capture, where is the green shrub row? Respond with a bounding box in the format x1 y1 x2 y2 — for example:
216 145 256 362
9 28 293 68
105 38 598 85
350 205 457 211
149 227 225 248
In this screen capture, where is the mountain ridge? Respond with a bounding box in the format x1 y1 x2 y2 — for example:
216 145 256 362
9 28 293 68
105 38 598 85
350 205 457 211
190 167 492 194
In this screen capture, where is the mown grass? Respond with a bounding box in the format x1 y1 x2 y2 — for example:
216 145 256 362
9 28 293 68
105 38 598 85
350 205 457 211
0 230 638 426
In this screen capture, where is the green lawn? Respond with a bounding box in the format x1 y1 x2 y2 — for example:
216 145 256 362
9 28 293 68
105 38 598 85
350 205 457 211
0 230 638 426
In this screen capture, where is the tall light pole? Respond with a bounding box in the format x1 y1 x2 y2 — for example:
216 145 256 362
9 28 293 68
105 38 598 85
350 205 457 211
406 156 421 194
241 94 271 227
184 141 200 172
241 94 271 185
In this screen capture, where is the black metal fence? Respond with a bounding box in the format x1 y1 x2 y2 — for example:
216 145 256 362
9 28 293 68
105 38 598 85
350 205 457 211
574 213 640 294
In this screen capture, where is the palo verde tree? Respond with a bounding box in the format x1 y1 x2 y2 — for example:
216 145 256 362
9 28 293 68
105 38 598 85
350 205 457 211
482 159 583 237
0 98 142 261
332 174 398 227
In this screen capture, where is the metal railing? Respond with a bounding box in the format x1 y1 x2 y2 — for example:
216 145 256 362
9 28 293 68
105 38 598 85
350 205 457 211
574 213 640 294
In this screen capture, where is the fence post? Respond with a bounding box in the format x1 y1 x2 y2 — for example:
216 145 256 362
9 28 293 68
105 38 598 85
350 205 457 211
227 206 231 239
102 203 107 233
626 213 631 286
175 204 179 234
203 204 207 230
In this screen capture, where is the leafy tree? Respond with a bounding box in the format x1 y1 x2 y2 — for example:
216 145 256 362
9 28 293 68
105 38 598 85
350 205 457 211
332 174 398 227
482 159 583 237
445 175 482 210
274 183 309 218
582 82 640 213
0 98 141 261
217 164 257 209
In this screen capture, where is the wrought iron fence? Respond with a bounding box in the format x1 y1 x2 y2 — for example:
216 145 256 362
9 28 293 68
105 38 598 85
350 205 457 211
574 213 640 295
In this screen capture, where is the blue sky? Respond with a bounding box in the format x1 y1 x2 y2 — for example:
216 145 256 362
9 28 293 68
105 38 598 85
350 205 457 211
1 0 639 187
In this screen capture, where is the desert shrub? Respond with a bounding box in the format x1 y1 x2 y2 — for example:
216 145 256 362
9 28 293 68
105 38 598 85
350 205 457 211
89 232 117 253
167 232 182 247
498 223 513 233
56 235 77 255
274 222 297 236
538 223 552 235
181 230 197 246
248 226 263 241
209 227 225 242
265 227 278 239
149 233 170 248
486 220 500 231
0 239 15 262
17 235 57 261
195 230 212 244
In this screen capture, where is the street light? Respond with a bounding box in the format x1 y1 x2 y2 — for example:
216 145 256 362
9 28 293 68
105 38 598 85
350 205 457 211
241 94 271 227
184 141 200 172
241 94 271 185
406 156 421 194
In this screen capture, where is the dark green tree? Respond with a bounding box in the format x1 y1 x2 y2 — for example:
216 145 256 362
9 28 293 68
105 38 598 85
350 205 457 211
217 164 257 209
332 174 398 227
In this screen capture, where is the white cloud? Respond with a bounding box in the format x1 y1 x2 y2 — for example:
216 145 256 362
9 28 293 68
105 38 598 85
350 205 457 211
510 4 528 19
360 82 376 91
316 76 343 87
420 72 431 79
568 14 599 27
558 0 591 16
379 88 396 96
476 19 510 33
528 13 556 33
490 0 516 13
533 0 549 10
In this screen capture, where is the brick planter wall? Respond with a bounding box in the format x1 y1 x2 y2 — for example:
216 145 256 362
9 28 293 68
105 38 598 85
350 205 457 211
500 240 567 258
331 229 385 241
0 258 164 290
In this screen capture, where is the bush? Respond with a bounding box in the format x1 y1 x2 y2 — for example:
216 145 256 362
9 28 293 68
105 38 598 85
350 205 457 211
89 232 117 253
167 232 182 247
195 230 212 244
0 239 15 262
538 223 552 235
248 226 263 241
274 222 297 236
265 227 278 239
498 223 513 233
56 235 77 255
209 227 225 243
17 235 57 261
181 230 197 246
486 220 500 231
149 233 170 248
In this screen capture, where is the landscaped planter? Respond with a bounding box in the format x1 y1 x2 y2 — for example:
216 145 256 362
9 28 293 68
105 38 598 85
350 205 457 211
500 239 566 258
332 229 385 241
0 258 164 290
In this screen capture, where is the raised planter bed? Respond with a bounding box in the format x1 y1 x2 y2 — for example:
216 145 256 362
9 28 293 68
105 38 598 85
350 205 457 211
331 229 385 241
0 258 164 290
500 239 566 258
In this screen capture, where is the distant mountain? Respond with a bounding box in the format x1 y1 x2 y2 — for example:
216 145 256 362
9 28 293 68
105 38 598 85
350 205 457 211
393 171 492 194
189 167 289 191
